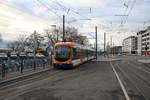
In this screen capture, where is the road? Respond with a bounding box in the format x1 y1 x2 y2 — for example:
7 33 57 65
0 55 149 100
111 55 150 100
0 58 126 100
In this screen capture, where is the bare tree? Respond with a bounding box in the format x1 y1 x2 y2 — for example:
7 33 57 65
7 34 27 53
65 27 89 45
0 33 2 42
46 26 88 45
26 33 45 50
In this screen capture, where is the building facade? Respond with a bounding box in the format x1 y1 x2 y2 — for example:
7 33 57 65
137 27 150 55
122 36 137 54
111 46 122 54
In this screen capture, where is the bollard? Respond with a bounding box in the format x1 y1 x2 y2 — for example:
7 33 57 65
43 59 45 69
16 53 20 71
50 54 52 66
20 60 24 74
2 62 6 78
33 60 36 71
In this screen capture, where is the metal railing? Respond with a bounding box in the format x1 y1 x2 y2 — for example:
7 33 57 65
0 55 51 79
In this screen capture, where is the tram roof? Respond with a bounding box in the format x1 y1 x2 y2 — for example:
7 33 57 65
55 42 75 46
55 42 95 51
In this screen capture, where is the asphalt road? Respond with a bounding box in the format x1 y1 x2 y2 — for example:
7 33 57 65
0 59 125 100
111 55 150 100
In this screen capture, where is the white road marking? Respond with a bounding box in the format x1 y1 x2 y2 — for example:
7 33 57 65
116 63 148 100
110 61 130 100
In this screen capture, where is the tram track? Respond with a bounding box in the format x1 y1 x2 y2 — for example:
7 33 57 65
127 62 150 85
129 60 150 72
0 68 61 90
0 69 70 99
110 61 130 100
128 62 150 74
116 63 149 100
123 56 150 72
110 60 150 100
0 62 95 99
0 69 64 95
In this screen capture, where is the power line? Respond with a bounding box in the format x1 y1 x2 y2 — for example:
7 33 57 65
35 0 62 20
47 0 91 21
121 0 137 26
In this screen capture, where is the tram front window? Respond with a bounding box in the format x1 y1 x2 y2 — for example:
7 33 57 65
55 46 70 61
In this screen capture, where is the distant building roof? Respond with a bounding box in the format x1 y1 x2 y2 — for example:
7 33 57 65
137 30 147 35
137 26 150 35
123 36 137 41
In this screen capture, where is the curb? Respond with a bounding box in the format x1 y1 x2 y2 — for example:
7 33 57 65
94 58 121 62
0 67 52 85
111 59 122 61
138 59 150 64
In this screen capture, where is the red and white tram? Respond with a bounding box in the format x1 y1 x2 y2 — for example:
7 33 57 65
53 42 95 69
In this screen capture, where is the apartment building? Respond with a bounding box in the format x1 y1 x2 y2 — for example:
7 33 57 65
122 36 137 54
137 27 150 55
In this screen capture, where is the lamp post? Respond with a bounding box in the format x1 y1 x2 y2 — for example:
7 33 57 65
104 32 106 57
63 15 65 42
95 26 97 60
33 30 37 71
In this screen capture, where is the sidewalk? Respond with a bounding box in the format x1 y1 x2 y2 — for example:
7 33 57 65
0 65 52 83
136 55 150 64
138 59 150 64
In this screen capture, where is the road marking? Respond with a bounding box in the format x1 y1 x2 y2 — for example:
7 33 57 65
110 61 130 100
116 63 148 100
128 62 150 74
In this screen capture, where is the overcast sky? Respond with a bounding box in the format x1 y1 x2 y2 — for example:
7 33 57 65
0 0 150 47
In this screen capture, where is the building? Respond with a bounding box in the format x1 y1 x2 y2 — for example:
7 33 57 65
111 46 122 54
137 26 150 55
106 42 111 54
122 36 137 54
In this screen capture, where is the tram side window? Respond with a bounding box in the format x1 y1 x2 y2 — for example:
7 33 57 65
80 49 87 58
73 48 76 60
73 48 89 59
83 49 87 58
76 48 81 59
72 48 80 59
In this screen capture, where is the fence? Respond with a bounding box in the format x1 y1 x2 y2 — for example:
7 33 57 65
0 55 52 79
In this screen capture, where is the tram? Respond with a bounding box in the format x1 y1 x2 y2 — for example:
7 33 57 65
53 42 95 69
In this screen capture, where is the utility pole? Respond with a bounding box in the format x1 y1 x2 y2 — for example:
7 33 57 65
95 26 97 60
110 36 113 54
33 30 36 70
113 42 115 55
63 15 65 42
104 32 106 57
56 30 58 42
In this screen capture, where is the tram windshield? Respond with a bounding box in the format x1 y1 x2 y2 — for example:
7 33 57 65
55 46 70 61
